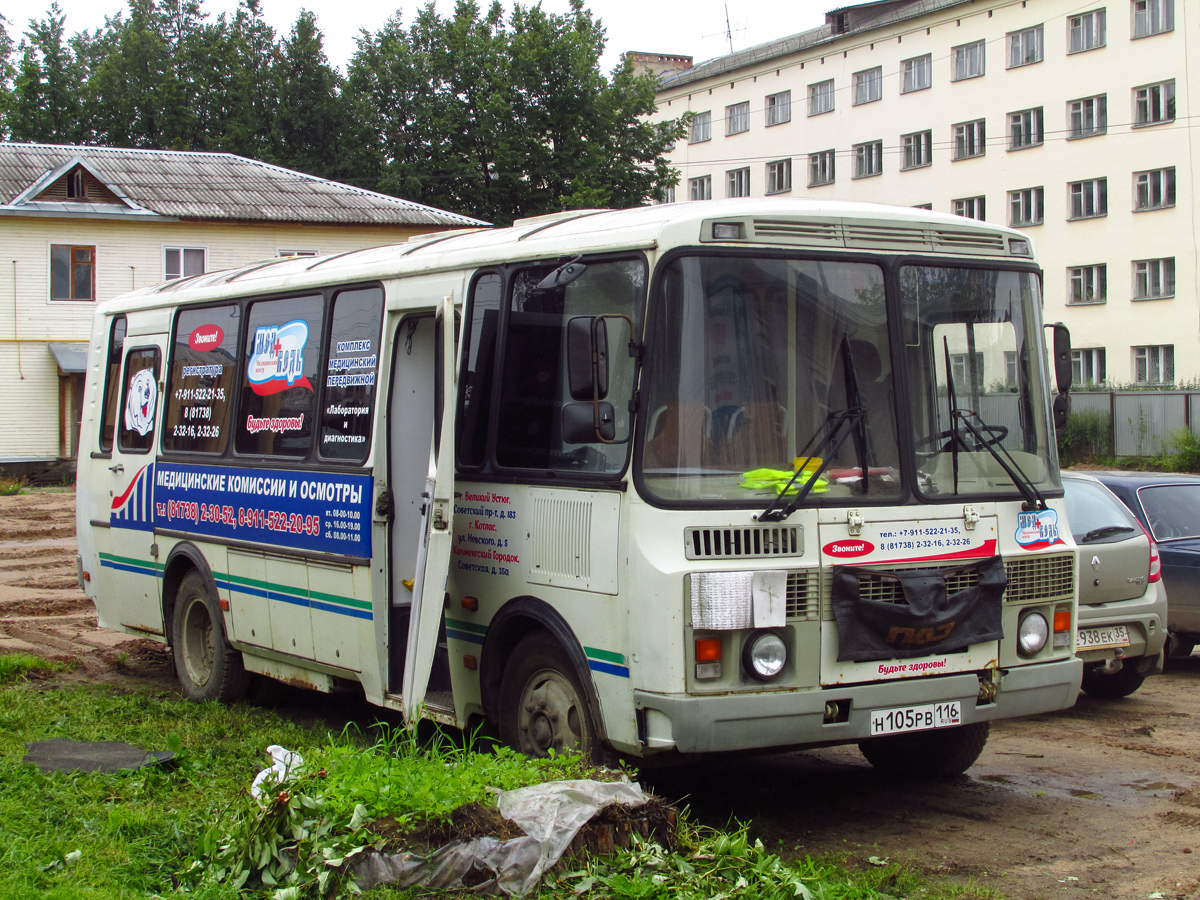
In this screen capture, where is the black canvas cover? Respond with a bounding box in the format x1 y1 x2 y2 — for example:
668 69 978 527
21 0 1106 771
831 556 1007 662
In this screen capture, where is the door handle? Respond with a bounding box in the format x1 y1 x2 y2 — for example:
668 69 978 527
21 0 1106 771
108 464 124 474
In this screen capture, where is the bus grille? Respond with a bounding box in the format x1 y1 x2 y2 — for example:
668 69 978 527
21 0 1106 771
685 526 803 560
786 570 820 619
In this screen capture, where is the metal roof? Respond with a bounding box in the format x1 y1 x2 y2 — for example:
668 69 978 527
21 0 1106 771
0 142 488 228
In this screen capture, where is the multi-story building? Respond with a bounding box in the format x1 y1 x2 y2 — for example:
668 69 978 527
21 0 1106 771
649 0 1195 386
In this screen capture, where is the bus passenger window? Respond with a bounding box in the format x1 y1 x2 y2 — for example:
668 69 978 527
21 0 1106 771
320 287 384 463
458 273 502 468
164 304 239 454
117 348 160 453
98 315 126 452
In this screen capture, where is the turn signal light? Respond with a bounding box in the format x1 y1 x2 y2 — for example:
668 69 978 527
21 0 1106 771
1053 610 1071 632
695 638 722 662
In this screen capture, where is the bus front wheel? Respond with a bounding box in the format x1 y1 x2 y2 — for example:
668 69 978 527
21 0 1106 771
499 633 600 762
857 721 989 778
171 570 247 703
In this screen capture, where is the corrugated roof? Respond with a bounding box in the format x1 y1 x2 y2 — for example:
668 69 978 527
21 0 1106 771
0 142 488 228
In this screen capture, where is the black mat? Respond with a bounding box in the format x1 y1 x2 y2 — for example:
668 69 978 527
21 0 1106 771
24 738 175 774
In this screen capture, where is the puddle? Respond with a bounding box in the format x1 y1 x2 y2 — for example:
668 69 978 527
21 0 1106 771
1125 780 1183 793
1068 789 1104 799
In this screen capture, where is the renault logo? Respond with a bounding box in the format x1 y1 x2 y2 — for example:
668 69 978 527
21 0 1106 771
1091 555 1101 571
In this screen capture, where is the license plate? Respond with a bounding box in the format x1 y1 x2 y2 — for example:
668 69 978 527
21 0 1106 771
869 701 962 736
1076 625 1131 650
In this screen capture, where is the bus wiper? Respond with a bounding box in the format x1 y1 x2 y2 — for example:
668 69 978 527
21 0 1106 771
951 407 1047 511
755 406 864 523
1081 525 1136 543
840 334 871 495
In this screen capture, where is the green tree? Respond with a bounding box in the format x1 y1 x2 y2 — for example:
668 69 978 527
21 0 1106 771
8 4 86 143
0 15 14 138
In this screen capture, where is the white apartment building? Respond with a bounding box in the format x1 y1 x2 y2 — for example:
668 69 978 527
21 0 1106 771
650 0 1196 386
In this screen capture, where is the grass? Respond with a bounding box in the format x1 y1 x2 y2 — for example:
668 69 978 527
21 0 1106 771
0 475 25 496
0 652 67 684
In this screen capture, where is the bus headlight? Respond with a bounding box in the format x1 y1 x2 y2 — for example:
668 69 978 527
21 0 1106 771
743 630 787 680
1017 610 1049 657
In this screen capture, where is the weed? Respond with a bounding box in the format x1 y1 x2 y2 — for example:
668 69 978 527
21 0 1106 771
0 475 25 496
0 653 58 684
1153 428 1200 473
1057 410 1113 466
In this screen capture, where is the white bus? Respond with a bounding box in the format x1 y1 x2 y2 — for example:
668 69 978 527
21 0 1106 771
77 199 1081 776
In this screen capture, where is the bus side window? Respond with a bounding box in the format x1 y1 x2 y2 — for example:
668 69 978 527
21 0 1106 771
457 273 502 468
117 347 161 454
164 304 240 455
320 287 384 463
98 315 127 453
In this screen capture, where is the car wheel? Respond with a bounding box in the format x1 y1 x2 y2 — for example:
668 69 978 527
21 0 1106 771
172 570 247 703
499 632 601 762
857 722 989 778
1080 660 1147 699
1168 634 1196 659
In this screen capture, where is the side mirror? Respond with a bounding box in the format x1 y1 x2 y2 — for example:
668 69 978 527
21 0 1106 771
1052 323 1072 395
561 401 616 444
1053 391 1070 434
567 316 609 400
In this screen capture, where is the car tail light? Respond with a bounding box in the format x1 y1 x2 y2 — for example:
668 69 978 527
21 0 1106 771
1135 519 1162 583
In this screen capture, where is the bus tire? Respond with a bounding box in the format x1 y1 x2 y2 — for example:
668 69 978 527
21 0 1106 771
499 632 600 762
171 570 247 703
1080 661 1147 699
857 721 989 778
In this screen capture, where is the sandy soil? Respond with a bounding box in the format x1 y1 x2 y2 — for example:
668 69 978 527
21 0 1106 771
3 489 1199 899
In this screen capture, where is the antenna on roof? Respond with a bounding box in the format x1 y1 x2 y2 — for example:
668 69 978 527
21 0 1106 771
725 4 733 53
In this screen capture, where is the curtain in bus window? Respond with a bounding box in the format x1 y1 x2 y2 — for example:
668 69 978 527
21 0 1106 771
118 348 161 453
236 295 324 458
320 287 384 463
99 315 127 452
164 304 240 454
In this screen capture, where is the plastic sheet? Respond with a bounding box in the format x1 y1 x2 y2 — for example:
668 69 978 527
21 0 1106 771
250 745 304 800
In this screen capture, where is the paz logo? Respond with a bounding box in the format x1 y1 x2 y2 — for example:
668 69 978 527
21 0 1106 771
247 320 313 395
124 369 157 436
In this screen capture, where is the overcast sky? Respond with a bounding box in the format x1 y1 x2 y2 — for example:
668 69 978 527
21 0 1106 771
4 0 835 74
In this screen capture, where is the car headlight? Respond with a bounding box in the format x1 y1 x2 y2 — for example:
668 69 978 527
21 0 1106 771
1017 610 1049 657
743 630 787 680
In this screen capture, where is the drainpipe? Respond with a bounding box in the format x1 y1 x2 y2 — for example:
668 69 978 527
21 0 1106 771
12 260 22 380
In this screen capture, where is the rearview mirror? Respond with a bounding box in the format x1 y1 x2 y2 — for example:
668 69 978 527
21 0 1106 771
567 316 609 401
1052 323 1072 395
561 401 616 443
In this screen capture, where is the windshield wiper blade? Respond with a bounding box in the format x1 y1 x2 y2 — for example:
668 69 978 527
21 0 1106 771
756 406 865 523
1081 525 1137 543
952 408 1047 511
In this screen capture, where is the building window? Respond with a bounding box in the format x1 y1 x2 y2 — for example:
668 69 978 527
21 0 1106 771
66 169 86 199
689 111 711 144
765 91 791 126
952 40 985 81
901 131 932 170
688 175 712 200
1068 95 1107 138
726 167 750 198
766 159 792 194
726 101 750 136
901 54 932 92
1069 9 1106 52
1133 345 1173 384
912 202 933 210
950 352 985 385
1008 108 1043 149
1133 258 1175 299
953 119 986 159
1004 351 1019 387
1072 348 1107 385
1069 264 1107 303
1069 179 1107 220
1007 25 1044 67
1132 0 1173 37
1009 187 1044 226
1134 81 1175 126
808 150 835 186
853 141 883 178
164 246 206 280
808 79 835 116
853 67 882 105
658 186 676 204
953 196 986 219
1135 167 1176 210
50 245 95 301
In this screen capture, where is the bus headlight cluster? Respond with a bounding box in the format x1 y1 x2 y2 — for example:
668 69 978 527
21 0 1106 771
1017 610 1049 657
742 630 787 680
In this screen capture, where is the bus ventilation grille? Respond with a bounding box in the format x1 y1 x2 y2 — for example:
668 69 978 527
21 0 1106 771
786 570 820 619
747 218 1009 256
684 526 803 560
1003 553 1075 603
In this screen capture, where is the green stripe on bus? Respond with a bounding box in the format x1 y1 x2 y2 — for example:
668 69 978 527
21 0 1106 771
584 646 625 665
444 617 488 635
99 552 164 572
217 571 369 611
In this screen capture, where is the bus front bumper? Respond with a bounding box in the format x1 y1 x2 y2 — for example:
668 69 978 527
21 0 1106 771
632 658 1083 755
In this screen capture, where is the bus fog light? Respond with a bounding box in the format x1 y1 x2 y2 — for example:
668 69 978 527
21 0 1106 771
1017 611 1049 657
743 630 787 680
695 661 722 680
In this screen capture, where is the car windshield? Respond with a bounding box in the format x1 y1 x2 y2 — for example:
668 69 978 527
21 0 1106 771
1064 478 1140 543
1137 484 1200 542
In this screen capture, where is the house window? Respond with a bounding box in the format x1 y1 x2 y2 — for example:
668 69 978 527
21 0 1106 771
1135 167 1176 210
1004 351 1019 387
277 249 318 257
1007 25 1044 67
66 169 86 199
1133 344 1173 384
726 101 750 136
953 119 986 159
808 79 835 116
1069 9 1106 52
765 91 791 126
1069 179 1107 220
953 196 986 220
853 67 882 105
1134 81 1175 126
726 167 750 197
1132 0 1173 37
950 352 985 385
688 175 712 201
808 150 835 186
658 186 676 204
952 40 985 81
766 159 792 194
1068 95 1107 138
689 111 712 143
901 131 932 170
1069 264 1107 303
853 141 883 178
50 245 95 301
901 54 932 92
1009 187 1044 226
1071 348 1107 385
164 247 206 280
1133 258 1175 299
1008 108 1043 149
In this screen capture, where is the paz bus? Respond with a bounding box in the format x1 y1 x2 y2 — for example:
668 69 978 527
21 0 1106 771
76 198 1081 777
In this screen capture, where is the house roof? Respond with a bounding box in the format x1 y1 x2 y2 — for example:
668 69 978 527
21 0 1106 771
0 142 488 228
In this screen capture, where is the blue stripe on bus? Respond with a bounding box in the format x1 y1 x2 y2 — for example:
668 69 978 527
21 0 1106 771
446 628 486 645
218 579 373 622
310 598 372 620
587 659 630 678
100 559 161 577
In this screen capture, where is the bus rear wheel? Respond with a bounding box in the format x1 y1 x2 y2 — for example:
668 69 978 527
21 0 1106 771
499 633 600 762
857 721 989 778
172 570 247 703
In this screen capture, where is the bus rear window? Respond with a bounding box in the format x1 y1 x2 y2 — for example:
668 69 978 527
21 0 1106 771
320 287 383 462
164 305 239 454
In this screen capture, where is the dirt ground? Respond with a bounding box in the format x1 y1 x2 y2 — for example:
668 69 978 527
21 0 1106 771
3 489 1199 899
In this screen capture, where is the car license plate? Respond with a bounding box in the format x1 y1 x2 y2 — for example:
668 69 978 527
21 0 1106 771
1076 625 1131 650
869 701 962 736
